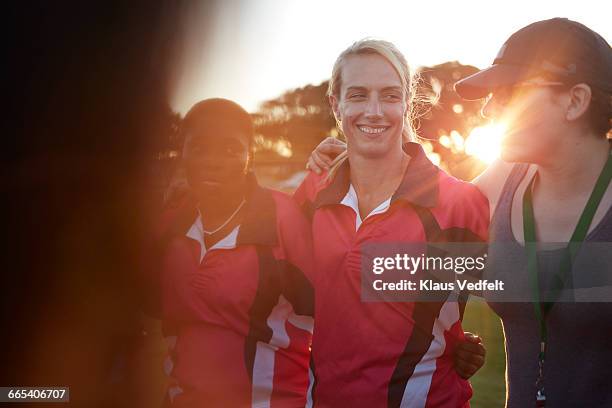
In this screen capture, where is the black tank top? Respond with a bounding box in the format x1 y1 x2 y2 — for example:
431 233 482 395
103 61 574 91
487 164 612 408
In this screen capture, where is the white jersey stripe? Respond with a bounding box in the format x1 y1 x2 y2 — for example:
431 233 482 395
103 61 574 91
288 313 314 333
399 294 461 408
306 366 315 408
251 295 296 407
251 343 276 408
267 296 292 349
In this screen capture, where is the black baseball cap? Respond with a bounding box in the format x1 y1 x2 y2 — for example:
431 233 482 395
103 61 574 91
455 18 612 100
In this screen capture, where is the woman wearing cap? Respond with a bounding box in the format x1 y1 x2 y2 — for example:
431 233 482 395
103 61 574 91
456 18 612 408
309 18 612 408
152 98 315 407
294 39 489 407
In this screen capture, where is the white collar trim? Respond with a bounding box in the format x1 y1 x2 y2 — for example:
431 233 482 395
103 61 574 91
340 184 392 231
186 213 240 262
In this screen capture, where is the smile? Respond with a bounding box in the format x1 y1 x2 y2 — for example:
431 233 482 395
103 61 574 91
358 125 389 134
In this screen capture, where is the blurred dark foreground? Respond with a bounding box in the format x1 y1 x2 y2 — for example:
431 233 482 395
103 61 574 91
2 2 198 407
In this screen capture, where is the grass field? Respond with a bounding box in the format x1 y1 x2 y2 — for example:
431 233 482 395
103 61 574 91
462 299 507 408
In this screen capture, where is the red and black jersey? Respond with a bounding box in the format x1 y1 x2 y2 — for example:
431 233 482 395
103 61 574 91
294 143 489 408
157 174 314 407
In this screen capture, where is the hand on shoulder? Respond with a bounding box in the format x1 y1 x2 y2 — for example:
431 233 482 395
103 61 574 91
472 159 517 218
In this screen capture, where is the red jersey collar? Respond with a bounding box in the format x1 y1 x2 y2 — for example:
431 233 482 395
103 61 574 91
236 173 278 246
314 142 439 209
169 173 278 247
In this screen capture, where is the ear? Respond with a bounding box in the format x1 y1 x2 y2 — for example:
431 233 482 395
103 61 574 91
329 94 341 122
565 83 592 122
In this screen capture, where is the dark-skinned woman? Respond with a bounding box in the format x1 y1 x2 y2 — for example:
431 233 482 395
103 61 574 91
155 99 314 407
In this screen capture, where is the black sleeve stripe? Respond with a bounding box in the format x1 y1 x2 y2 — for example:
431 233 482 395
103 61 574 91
458 291 469 320
300 199 316 222
279 260 315 317
244 246 282 381
387 300 446 408
412 205 485 243
438 227 486 243
412 205 484 302
412 205 442 242
244 247 315 382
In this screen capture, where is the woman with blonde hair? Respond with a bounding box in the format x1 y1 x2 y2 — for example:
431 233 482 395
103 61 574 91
295 39 488 407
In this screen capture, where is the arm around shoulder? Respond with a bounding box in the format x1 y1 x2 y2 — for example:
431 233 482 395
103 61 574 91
472 159 515 219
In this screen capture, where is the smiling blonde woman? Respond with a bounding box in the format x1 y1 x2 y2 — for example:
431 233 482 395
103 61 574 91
295 39 488 408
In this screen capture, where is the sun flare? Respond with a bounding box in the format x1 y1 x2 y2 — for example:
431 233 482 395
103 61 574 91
464 124 506 164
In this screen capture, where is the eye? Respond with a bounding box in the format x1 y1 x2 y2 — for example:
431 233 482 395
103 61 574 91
382 93 402 102
348 92 366 99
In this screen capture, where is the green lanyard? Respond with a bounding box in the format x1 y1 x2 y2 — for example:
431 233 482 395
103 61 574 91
523 150 612 406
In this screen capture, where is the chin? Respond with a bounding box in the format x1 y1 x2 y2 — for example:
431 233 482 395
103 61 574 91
348 134 401 159
354 144 392 160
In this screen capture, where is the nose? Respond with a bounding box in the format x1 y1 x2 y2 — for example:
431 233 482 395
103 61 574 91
365 96 383 119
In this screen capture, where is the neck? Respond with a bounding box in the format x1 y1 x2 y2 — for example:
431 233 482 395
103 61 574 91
348 143 410 199
196 189 245 228
535 133 609 199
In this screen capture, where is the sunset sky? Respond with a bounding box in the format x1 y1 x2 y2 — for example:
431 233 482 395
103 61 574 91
170 0 611 114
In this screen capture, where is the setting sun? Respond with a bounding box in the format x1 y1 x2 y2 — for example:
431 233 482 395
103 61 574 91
464 124 506 164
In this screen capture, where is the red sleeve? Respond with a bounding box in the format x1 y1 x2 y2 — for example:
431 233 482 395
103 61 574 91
432 175 490 242
150 198 206 323
272 192 315 318
138 203 189 319
452 182 490 242
293 170 328 209
160 237 203 322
